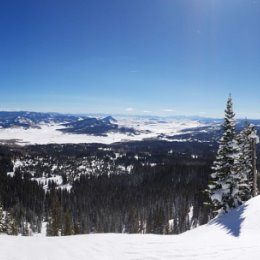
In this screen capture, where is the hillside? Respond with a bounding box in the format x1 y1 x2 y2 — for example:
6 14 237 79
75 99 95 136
1 196 260 260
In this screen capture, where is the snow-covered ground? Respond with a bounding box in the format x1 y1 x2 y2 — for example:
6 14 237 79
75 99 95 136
0 119 202 145
1 196 260 260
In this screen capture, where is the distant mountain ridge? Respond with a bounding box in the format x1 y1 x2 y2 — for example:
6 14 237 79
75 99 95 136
0 111 139 136
0 111 81 128
1 111 260 141
59 116 138 136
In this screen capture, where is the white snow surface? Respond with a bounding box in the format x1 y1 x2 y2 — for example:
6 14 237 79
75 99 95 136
0 119 202 145
1 196 260 259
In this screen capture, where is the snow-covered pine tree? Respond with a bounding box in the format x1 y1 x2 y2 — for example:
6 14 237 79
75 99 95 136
0 201 5 233
237 122 253 201
5 211 18 235
248 125 259 196
237 123 259 200
209 96 240 213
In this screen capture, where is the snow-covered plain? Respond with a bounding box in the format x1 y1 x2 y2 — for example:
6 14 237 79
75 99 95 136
1 196 260 260
0 119 202 145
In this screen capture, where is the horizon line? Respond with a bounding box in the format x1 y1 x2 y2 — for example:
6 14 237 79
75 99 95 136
0 109 259 121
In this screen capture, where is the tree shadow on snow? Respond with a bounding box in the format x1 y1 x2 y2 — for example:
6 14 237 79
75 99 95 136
210 204 247 237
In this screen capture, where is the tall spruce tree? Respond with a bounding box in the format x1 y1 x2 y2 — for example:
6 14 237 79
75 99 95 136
63 211 74 236
237 123 258 200
209 96 240 213
0 201 5 233
47 194 62 236
6 211 18 235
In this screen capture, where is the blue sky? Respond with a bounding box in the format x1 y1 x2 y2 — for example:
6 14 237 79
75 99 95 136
0 0 260 118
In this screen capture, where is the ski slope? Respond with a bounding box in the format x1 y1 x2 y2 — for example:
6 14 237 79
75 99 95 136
1 196 260 260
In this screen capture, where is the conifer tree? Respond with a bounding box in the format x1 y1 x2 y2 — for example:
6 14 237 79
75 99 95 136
47 194 62 236
6 211 18 235
22 221 30 236
63 211 74 236
0 201 5 233
237 123 258 201
209 96 240 213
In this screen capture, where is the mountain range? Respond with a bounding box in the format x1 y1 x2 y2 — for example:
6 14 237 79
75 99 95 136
0 111 260 145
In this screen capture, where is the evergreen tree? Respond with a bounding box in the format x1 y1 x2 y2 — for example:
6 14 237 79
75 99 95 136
237 123 258 201
73 221 80 235
63 211 73 236
6 211 18 235
0 201 5 233
22 221 30 236
47 194 62 236
209 96 240 213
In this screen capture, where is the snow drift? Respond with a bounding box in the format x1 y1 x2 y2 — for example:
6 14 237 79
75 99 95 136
1 196 260 260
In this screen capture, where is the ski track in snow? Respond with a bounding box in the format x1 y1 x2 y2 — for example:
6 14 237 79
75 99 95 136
1 196 260 260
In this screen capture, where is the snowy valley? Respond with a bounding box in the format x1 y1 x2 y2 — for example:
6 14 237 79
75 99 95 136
0 111 212 145
0 109 259 259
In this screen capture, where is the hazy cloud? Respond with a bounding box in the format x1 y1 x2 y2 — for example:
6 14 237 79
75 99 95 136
162 109 174 113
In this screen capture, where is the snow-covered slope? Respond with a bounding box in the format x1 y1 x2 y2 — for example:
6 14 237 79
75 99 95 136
1 196 260 259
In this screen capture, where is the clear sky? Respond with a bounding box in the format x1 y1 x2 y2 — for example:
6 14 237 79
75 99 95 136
0 0 260 118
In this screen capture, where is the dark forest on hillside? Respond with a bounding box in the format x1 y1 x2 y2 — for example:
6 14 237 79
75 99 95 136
0 141 259 236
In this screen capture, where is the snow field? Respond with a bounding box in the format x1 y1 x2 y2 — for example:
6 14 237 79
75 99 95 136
0 119 203 145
